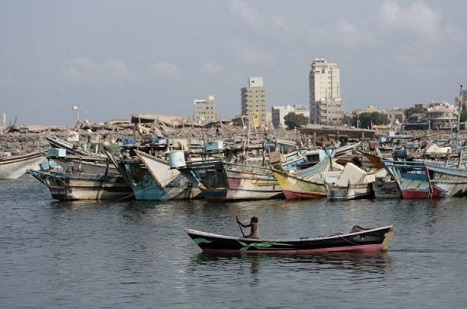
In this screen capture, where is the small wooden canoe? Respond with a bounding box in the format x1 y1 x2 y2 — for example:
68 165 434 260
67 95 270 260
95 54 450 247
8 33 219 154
185 225 396 255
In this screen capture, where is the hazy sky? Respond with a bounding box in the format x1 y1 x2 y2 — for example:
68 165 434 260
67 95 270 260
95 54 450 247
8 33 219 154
1 0 466 126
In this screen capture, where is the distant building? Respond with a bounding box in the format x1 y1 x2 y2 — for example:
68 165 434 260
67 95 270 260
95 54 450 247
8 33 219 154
403 101 458 131
271 105 309 128
385 108 405 126
309 58 343 125
241 77 267 127
426 101 458 130
193 95 218 124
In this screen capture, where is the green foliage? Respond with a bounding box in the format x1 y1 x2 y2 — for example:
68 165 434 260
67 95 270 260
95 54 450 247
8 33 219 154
461 110 467 122
284 112 308 129
351 112 389 129
404 105 427 118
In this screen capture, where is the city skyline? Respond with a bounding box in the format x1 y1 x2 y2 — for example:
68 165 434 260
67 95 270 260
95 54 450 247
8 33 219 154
1 1 466 126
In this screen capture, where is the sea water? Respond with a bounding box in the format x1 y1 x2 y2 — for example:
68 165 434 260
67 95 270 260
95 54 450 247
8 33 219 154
1 175 466 308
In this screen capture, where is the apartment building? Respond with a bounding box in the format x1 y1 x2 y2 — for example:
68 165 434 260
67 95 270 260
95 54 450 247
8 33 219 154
193 95 218 124
241 77 267 127
309 58 343 125
271 105 309 128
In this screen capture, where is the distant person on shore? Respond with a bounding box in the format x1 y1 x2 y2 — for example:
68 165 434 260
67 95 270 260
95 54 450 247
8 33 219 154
236 216 259 239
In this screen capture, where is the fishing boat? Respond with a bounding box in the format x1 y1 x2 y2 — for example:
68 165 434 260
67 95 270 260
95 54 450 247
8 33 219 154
325 163 375 200
28 169 133 201
46 135 93 156
271 149 336 200
115 156 168 201
171 148 283 200
46 148 119 175
203 162 283 200
424 161 467 197
0 151 46 179
185 225 396 254
382 159 443 199
135 150 202 200
372 169 400 199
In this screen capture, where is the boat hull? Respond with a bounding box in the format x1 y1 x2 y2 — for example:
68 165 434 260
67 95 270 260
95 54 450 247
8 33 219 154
0 151 45 179
425 162 467 197
136 150 203 200
272 168 326 200
326 183 374 200
383 159 441 199
216 163 283 200
185 226 396 254
28 170 133 201
118 160 172 201
373 177 400 198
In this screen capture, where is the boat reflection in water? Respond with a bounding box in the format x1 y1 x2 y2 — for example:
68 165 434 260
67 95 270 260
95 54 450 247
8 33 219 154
187 251 394 285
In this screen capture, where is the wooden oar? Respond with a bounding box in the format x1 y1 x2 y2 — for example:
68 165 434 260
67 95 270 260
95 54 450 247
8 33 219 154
236 216 246 237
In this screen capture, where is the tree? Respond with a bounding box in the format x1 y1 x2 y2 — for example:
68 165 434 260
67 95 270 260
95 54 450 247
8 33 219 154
404 105 427 118
460 110 467 123
351 112 389 129
284 112 308 129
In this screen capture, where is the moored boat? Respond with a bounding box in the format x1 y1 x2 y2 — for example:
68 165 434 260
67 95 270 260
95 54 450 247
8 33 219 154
204 162 283 200
424 161 467 197
271 149 336 200
185 225 396 254
136 150 202 200
115 156 168 201
325 162 375 200
0 151 46 179
382 159 443 199
46 135 93 156
28 169 133 201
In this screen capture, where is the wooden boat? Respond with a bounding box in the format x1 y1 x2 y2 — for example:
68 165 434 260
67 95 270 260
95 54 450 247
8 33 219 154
382 159 443 199
203 162 283 200
115 156 169 201
171 149 283 200
46 135 92 156
325 162 375 200
356 149 385 170
271 150 336 200
424 161 467 197
185 225 396 254
0 151 46 179
278 149 331 171
47 153 119 175
28 169 133 201
372 169 400 199
355 151 400 198
135 150 202 200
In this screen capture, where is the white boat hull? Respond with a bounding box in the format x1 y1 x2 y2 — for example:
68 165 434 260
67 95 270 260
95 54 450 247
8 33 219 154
0 151 46 179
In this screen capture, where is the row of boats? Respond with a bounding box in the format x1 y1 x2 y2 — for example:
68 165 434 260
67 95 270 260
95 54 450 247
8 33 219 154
2 134 466 201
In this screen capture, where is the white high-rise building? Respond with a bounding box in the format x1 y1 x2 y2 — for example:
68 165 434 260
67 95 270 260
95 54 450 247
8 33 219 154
309 58 343 125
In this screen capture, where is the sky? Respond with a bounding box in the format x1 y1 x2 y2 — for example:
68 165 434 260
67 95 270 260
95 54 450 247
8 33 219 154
1 0 466 126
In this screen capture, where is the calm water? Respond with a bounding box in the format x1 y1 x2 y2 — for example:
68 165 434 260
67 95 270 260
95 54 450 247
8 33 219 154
1 175 466 309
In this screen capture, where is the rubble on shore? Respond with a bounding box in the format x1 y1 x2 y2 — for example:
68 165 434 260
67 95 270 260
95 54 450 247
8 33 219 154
0 118 305 155
2 114 465 157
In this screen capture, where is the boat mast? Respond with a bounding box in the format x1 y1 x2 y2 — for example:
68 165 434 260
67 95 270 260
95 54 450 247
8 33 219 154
456 85 463 152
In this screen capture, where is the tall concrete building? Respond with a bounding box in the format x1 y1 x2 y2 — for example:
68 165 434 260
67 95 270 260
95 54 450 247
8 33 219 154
309 58 343 125
193 95 218 124
241 77 267 127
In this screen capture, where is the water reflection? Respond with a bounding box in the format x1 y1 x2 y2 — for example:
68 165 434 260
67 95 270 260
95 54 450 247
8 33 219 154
187 251 394 280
